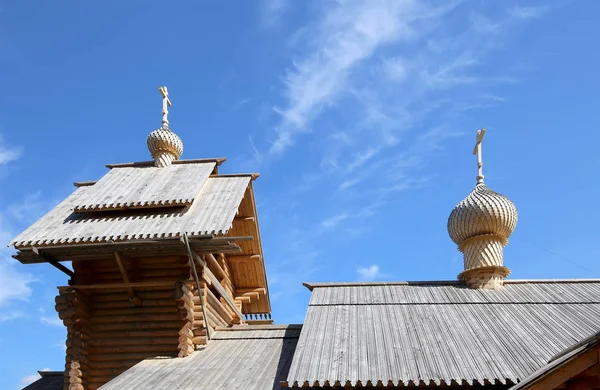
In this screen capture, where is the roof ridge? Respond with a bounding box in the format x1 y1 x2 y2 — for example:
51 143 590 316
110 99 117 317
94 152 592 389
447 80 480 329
214 324 302 331
105 158 226 168
309 301 600 306
303 279 600 290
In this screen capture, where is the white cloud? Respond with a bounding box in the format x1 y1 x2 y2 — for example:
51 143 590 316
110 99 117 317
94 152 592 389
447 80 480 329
20 368 51 387
271 0 444 153
0 133 22 166
0 258 35 307
20 373 41 387
41 316 63 327
320 213 349 230
0 311 25 322
357 264 387 281
260 0 289 28
509 5 548 20
380 56 407 82
261 1 548 222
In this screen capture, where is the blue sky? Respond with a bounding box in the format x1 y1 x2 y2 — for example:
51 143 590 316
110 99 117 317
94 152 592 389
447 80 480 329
1 0 599 388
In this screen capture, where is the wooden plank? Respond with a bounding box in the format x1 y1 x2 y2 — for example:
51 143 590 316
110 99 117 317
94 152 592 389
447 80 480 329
58 281 176 291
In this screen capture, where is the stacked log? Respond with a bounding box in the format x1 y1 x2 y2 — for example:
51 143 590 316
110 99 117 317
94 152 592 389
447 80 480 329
65 255 192 390
86 287 180 390
52 254 244 389
190 282 208 346
174 282 194 357
190 282 236 344
56 289 92 390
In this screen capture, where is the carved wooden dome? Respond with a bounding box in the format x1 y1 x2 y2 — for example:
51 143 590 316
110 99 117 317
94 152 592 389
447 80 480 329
447 183 518 247
147 125 183 168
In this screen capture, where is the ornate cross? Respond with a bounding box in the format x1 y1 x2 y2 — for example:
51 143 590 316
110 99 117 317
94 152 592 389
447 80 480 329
159 86 172 127
472 128 486 184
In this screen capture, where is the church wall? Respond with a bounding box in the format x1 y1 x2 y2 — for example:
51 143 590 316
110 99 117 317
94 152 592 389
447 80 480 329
56 255 197 389
54 252 245 389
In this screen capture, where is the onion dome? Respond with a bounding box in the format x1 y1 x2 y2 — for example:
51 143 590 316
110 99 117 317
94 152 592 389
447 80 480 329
447 128 518 289
147 86 183 168
448 183 518 248
147 125 184 168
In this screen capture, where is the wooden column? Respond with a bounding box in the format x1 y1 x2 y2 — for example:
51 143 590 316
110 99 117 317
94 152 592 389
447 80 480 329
56 289 91 390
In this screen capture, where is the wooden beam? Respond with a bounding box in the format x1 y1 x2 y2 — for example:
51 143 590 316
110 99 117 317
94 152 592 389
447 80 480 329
235 296 251 303
205 253 226 281
31 247 74 278
227 254 261 263
192 252 244 321
235 288 266 295
58 281 176 291
233 216 255 222
73 181 96 187
210 173 260 180
113 252 141 306
529 347 599 390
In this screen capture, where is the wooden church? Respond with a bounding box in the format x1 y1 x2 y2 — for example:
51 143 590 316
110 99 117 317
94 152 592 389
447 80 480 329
13 88 600 390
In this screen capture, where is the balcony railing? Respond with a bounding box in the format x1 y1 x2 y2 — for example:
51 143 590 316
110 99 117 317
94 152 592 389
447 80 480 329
244 313 272 322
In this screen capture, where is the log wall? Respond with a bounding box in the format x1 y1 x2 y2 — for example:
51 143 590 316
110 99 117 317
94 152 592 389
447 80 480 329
54 252 240 389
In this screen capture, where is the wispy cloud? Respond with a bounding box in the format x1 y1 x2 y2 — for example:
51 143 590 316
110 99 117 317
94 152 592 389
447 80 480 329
320 213 349 230
232 98 251 111
20 373 41 387
259 0 289 28
0 134 22 166
0 311 26 322
258 0 547 211
20 369 51 388
41 316 63 327
357 264 388 281
0 246 36 308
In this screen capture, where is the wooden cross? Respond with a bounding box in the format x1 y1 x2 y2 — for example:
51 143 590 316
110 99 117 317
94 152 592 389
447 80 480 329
472 128 486 184
159 86 172 127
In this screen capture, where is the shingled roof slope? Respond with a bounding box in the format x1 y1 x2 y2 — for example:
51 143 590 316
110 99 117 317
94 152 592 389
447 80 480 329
10 168 250 248
286 280 600 388
99 325 301 390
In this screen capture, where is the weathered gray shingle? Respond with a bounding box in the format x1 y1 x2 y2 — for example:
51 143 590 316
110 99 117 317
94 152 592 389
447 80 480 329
73 163 215 212
100 325 301 390
286 280 600 388
10 175 250 247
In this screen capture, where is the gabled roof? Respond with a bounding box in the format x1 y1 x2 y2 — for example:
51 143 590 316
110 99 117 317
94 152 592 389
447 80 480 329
10 161 251 248
285 279 600 388
99 325 301 390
